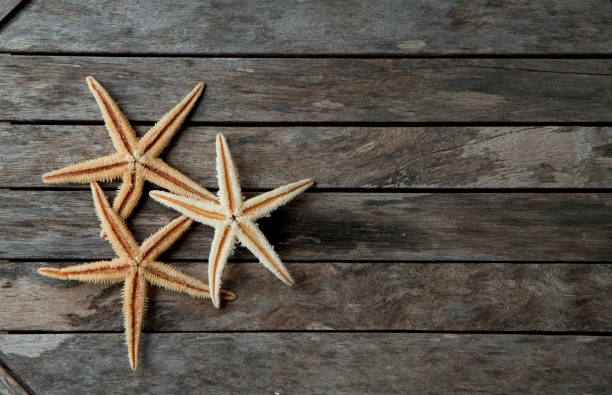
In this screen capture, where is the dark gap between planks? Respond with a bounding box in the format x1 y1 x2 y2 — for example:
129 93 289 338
5 186 612 193
2 51 612 59
7 258 612 263
7 259 612 267
4 329 612 336
7 258 612 264
5 120 612 127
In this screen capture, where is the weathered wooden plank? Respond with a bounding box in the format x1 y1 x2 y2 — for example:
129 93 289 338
2 191 611 261
1 57 610 122
0 333 610 393
0 0 22 24
2 262 610 331
4 125 612 188
1 0 611 55
0 361 29 395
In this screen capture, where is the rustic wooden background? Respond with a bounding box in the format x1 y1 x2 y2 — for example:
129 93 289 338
1 0 611 393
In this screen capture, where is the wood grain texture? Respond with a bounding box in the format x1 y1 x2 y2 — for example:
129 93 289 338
0 0 22 24
0 361 29 395
1 0 611 54
1 333 610 393
2 190 612 261
0 0 609 389
2 262 611 331
1 57 610 122
4 125 612 188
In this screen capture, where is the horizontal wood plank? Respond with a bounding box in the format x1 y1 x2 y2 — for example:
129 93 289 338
0 333 610 393
1 0 611 55
2 191 611 261
3 125 612 188
2 262 610 331
1 57 610 122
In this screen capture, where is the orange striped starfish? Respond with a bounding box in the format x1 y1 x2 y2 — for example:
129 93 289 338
38 182 235 370
150 133 313 308
43 76 218 237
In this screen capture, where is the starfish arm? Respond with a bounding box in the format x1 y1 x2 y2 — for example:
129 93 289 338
143 260 236 300
149 190 225 228
142 157 218 202
86 76 139 154
242 179 314 220
138 83 205 158
42 153 127 184
91 182 139 259
37 258 129 284
208 224 237 309
236 221 294 286
123 268 148 371
216 133 243 214
112 172 146 220
139 216 193 262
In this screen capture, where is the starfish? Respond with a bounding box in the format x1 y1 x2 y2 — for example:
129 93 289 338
42 76 218 237
150 133 313 308
38 182 235 370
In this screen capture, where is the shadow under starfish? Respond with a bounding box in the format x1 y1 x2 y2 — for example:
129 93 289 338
150 133 313 309
38 182 236 371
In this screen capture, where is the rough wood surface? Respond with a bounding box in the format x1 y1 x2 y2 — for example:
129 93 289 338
1 333 610 393
0 0 610 390
4 125 612 188
2 262 610 332
1 0 611 55
0 362 28 395
2 190 611 261
0 0 21 24
1 57 610 123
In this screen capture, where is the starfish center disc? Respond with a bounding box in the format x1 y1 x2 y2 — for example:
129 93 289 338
125 150 147 173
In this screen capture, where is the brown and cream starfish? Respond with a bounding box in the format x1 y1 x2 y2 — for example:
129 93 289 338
38 182 235 370
150 133 313 308
42 76 218 237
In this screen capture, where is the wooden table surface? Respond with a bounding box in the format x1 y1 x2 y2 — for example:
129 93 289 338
1 1 611 393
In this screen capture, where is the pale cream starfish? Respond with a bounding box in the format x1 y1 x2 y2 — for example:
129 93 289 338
43 76 218 237
150 133 313 308
38 182 235 371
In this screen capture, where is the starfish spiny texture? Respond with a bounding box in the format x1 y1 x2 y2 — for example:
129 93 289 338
38 182 236 370
42 76 218 237
150 133 313 308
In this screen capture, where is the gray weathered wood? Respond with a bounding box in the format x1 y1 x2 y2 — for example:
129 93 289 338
0 333 610 393
0 0 609 390
1 57 610 122
2 261 610 331
0 361 28 395
2 191 611 261
1 0 611 55
4 125 612 188
0 0 21 24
